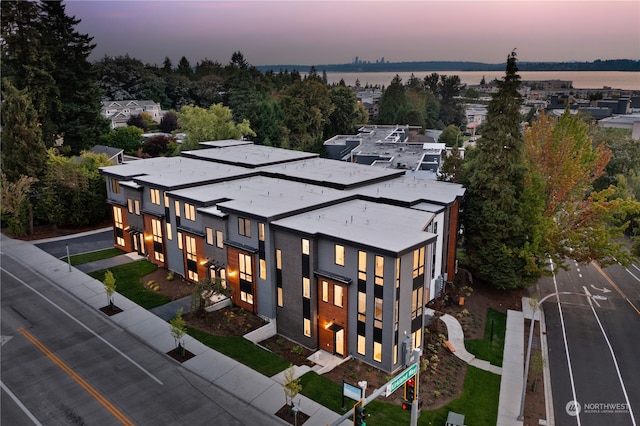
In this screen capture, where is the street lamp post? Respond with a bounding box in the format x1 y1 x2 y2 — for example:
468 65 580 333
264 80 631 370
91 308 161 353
517 291 603 421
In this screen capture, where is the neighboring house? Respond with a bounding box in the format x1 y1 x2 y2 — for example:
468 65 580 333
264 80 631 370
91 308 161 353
99 142 465 373
87 145 124 164
101 100 165 129
598 114 640 139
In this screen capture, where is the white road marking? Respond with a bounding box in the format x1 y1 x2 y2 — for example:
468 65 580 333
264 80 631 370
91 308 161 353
588 303 637 425
1 267 163 385
582 287 600 308
1 380 44 425
551 259 581 425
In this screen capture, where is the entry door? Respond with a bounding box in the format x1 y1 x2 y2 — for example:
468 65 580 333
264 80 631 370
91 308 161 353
334 328 345 356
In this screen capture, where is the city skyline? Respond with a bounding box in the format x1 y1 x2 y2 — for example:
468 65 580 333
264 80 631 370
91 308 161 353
65 0 640 67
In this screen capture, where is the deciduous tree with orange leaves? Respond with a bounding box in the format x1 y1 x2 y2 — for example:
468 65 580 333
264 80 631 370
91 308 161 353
519 109 640 274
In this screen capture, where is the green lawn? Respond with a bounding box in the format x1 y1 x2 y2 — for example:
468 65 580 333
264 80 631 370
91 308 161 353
63 248 124 266
465 308 507 367
299 365 500 426
186 327 290 377
88 260 170 309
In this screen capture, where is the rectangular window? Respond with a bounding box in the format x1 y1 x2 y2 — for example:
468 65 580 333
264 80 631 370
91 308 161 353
357 335 366 356
177 232 183 250
334 285 343 307
185 203 196 221
112 206 125 246
396 258 400 288
206 227 214 245
302 239 310 255
151 218 164 262
110 178 120 194
239 217 251 237
412 328 422 350
175 200 181 217
303 318 311 337
412 287 424 319
260 259 267 280
166 222 173 241
335 244 345 266
277 287 283 307
127 199 134 213
358 251 367 281
374 297 383 329
150 188 160 205
322 280 329 302
358 292 366 322
375 255 384 286
216 230 223 248
373 341 382 362
276 249 282 269
303 277 310 298
134 200 140 215
239 253 253 305
259 223 265 241
185 235 198 281
164 193 169 207
413 247 425 278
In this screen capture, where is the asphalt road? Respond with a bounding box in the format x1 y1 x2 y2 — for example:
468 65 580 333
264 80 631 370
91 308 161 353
34 229 114 258
0 250 283 426
539 259 639 426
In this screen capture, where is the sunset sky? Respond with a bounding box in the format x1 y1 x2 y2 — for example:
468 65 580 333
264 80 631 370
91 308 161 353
65 0 640 67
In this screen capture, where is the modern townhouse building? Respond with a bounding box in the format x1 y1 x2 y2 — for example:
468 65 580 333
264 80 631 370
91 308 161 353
99 142 465 373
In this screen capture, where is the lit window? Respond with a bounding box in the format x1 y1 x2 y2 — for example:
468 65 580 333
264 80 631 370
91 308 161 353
239 253 253 305
358 335 366 355
412 287 424 319
175 200 181 217
358 251 366 281
150 188 160 205
110 178 120 194
335 244 345 266
412 328 422 350
112 206 125 246
206 227 214 245
334 285 343 308
276 249 282 269
303 277 310 298
303 318 311 337
374 297 383 328
239 217 251 237
216 230 223 248
177 232 183 249
185 235 198 281
373 342 382 362
260 259 267 280
358 292 366 322
322 281 328 302
302 239 310 255
185 203 196 221
375 256 384 286
164 193 169 207
151 218 164 262
127 199 133 213
259 223 265 241
413 247 425 278
134 200 140 215
277 287 283 307
166 222 173 241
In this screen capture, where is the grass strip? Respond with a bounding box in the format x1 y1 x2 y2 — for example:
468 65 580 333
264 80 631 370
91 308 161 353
88 260 170 309
465 308 507 367
63 248 124 266
186 327 289 377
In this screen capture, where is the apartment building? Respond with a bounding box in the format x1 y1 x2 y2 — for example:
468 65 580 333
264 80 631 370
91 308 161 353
100 142 465 373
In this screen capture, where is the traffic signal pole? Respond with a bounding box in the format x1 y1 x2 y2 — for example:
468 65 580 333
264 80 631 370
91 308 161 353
410 372 419 426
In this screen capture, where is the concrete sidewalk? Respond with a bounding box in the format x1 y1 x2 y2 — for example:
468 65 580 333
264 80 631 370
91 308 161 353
1 235 349 426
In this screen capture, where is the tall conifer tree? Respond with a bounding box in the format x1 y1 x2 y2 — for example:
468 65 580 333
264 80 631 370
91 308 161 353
462 51 532 289
39 1 108 154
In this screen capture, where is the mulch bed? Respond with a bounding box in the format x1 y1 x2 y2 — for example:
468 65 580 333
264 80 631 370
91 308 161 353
166 346 196 363
274 404 310 425
99 305 123 316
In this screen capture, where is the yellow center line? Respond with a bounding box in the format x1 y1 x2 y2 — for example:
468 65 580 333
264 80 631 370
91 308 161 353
18 328 135 426
591 262 640 316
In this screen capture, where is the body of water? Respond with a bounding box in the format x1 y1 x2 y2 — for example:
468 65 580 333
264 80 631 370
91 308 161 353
325 71 640 91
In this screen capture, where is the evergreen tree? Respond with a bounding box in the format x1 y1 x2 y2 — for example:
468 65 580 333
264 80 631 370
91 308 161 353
377 75 405 124
0 79 48 183
177 56 193 79
1 0 61 146
461 51 531 289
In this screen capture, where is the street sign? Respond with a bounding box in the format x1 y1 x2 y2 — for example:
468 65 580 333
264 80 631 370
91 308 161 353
385 363 418 397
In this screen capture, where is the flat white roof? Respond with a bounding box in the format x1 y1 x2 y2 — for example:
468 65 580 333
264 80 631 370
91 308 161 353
351 175 465 205
272 199 436 254
182 144 318 167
